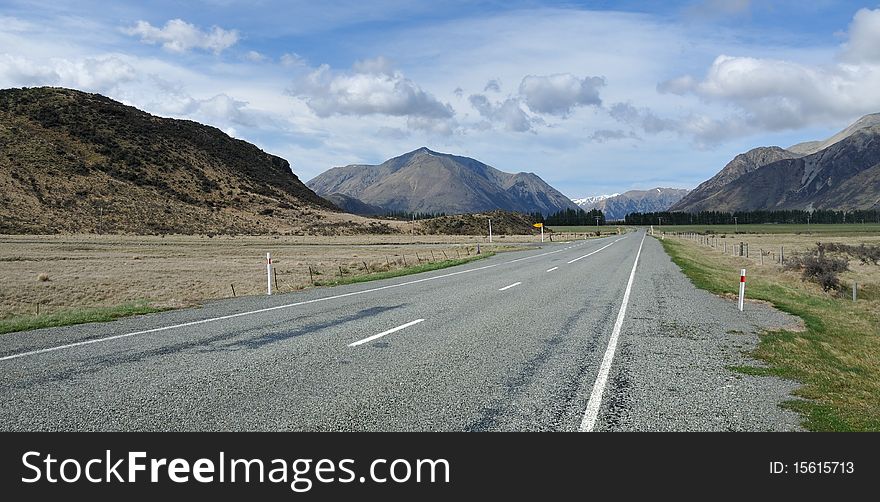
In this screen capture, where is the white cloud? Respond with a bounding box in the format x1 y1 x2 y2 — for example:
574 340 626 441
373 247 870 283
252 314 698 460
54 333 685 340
287 58 454 120
280 52 307 67
245 50 267 62
654 8 880 141
841 7 880 64
608 102 677 134
0 54 136 92
468 94 533 132
518 73 605 116
123 19 239 54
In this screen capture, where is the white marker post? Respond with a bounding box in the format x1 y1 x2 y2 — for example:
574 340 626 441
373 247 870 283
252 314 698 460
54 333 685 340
488 218 493 243
266 252 273 296
738 268 746 311
541 224 544 243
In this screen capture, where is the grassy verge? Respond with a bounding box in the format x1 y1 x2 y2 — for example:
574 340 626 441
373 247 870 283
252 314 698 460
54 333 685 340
314 252 494 287
659 237 880 431
0 302 165 335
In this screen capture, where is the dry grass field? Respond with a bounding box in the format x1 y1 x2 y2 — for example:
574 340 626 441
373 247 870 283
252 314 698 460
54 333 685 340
0 233 581 321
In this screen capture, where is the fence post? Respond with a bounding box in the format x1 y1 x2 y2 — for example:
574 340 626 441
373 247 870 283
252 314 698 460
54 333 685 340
266 252 272 295
853 282 858 302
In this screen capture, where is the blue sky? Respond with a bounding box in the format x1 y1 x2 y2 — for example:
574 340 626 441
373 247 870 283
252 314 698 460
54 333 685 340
2 1 880 198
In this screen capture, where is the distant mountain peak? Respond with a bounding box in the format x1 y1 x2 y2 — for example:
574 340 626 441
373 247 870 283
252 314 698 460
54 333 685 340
307 150 577 216
574 188 688 220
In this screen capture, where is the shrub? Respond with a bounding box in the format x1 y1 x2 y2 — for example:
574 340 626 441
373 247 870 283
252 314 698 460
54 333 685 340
784 249 849 292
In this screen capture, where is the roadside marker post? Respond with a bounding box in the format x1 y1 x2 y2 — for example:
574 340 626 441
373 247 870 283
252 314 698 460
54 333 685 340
738 269 746 312
266 253 273 295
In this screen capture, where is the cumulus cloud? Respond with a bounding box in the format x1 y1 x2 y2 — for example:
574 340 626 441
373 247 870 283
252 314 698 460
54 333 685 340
483 79 501 92
841 8 880 64
608 102 677 134
468 94 533 132
280 52 307 67
0 54 136 92
518 73 604 116
123 19 239 54
287 58 454 119
654 7 880 140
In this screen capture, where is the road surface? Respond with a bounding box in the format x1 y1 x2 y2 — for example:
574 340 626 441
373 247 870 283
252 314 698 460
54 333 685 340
0 231 802 431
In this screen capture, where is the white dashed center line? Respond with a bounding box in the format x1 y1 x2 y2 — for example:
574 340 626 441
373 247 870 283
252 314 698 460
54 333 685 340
348 319 425 347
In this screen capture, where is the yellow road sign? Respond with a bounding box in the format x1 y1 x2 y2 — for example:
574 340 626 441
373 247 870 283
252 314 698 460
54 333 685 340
533 223 543 228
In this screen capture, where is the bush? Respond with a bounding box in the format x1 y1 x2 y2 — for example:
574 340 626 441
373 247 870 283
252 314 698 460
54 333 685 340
785 249 849 292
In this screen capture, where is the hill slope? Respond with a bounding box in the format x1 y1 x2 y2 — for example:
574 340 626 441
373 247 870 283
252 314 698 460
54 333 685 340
670 147 801 212
0 87 378 235
685 125 880 211
307 147 578 216
788 113 880 155
672 113 880 213
575 188 688 219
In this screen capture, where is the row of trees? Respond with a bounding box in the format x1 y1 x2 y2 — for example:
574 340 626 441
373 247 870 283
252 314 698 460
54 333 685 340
624 209 880 225
541 208 607 226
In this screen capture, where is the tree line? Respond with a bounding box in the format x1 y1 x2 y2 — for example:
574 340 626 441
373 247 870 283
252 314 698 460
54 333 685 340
540 208 607 226
624 209 880 225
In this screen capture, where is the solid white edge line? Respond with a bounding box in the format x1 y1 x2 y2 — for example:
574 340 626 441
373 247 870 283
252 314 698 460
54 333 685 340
498 282 522 291
579 231 647 432
0 238 609 362
348 319 425 347
567 242 615 264
546 267 559 272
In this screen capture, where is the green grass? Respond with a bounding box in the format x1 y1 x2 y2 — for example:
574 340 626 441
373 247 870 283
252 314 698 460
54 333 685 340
660 237 880 431
0 302 165 335
313 253 493 287
652 223 880 236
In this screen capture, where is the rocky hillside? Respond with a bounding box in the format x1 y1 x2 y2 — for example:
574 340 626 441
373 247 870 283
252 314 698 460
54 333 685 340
0 87 393 235
678 125 880 211
669 147 800 212
575 188 689 220
670 114 880 212
307 147 578 216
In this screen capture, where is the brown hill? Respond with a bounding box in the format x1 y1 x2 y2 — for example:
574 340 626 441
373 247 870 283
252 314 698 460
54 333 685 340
307 147 579 216
0 87 393 235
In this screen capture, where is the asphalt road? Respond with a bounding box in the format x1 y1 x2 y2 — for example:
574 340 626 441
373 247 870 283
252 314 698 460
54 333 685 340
0 230 803 431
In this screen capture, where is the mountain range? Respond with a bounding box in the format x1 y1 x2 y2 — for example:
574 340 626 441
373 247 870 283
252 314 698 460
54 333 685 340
307 147 579 216
0 87 391 235
574 188 689 220
671 113 880 213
